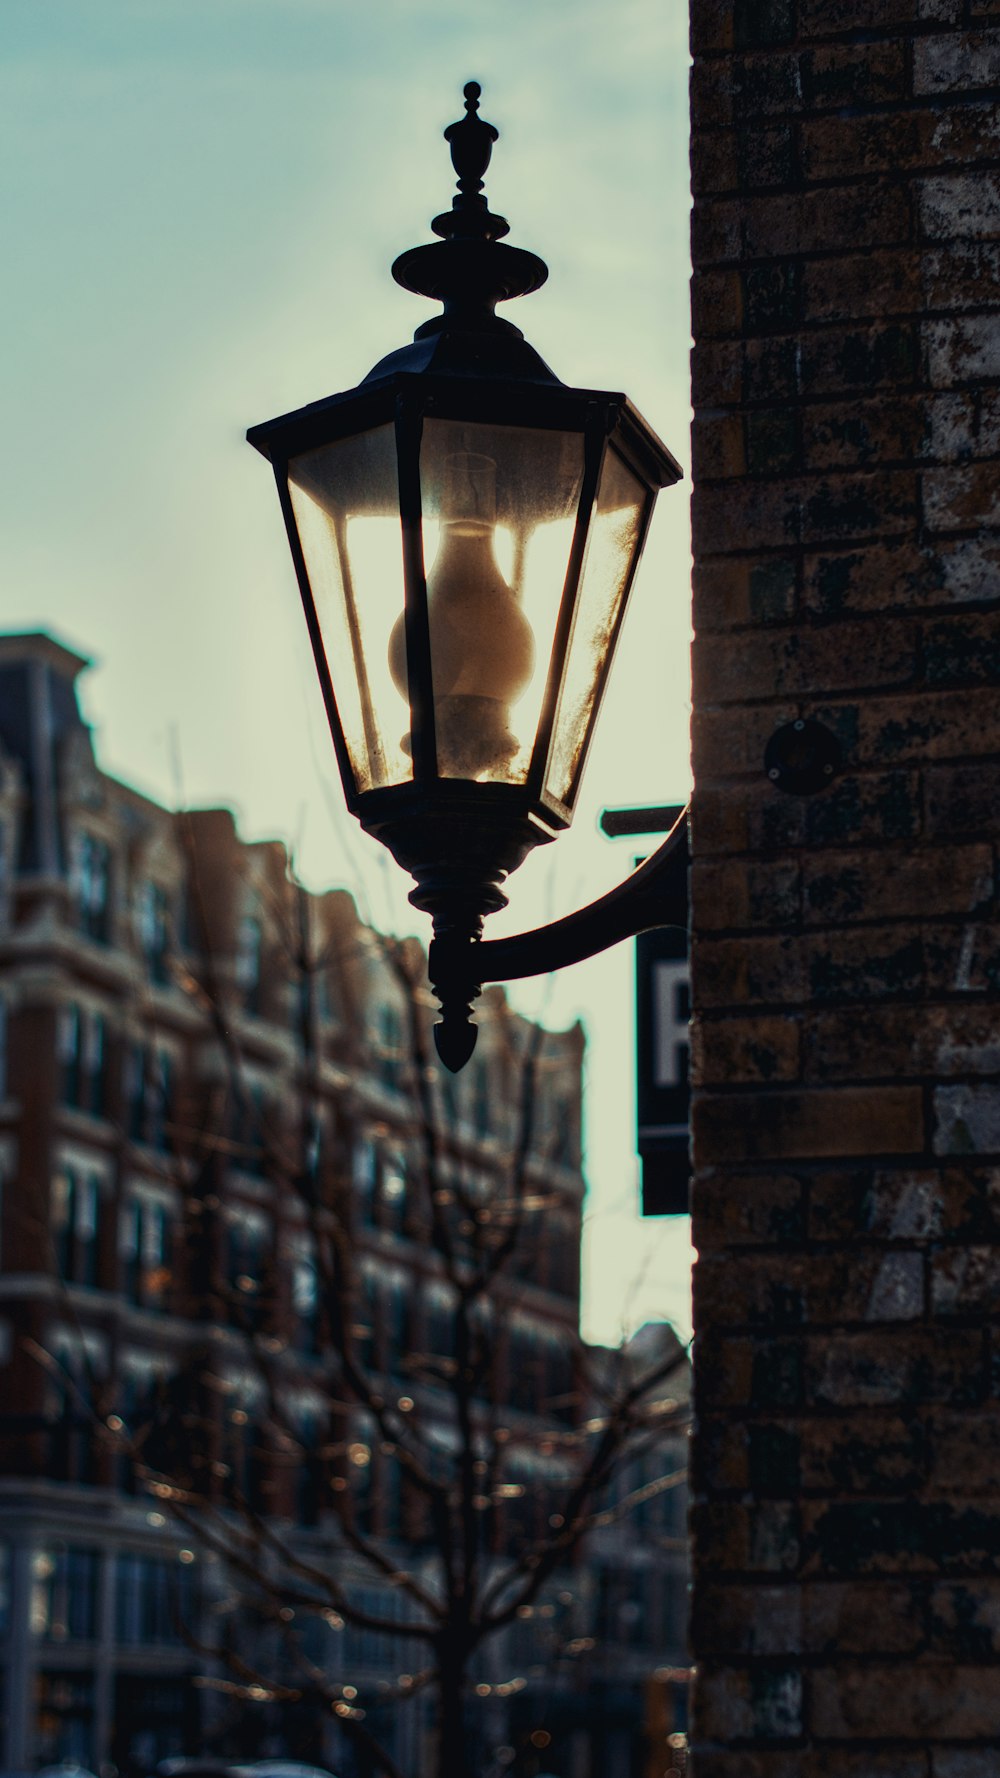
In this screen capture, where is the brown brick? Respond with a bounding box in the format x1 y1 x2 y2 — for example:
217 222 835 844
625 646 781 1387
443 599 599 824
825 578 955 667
923 612 1000 687
730 51 803 120
925 240 1000 309
803 540 945 617
694 1085 924 1162
801 470 919 543
693 616 918 703
693 932 807 1007
697 772 923 858
690 856 801 930
931 1242 1000 1311
803 844 994 922
693 1013 801 1084
690 1499 801 1572
691 57 735 129
925 390 1000 464
802 111 923 182
692 480 801 554
691 1417 751 1491
743 182 913 257
692 268 744 339
804 394 930 471
692 412 747 479
801 41 909 107
924 462 1000 532
926 765 1000 839
697 1249 925 1328
691 1582 803 1655
914 29 1000 94
690 0 734 52
694 700 800 776
696 1328 804 1409
692 128 741 197
693 555 798 629
684 1757 803 1778
810 1660 1000 1737
804 1579 926 1653
925 314 1000 386
805 1004 1000 1082
929 1581 1000 1657
920 171 1000 244
804 924 924 1003
801 1413 927 1492
801 324 919 398
801 0 923 27
808 1167 946 1242
802 249 922 325
928 1410 1000 1491
697 1758 927 1778
852 690 1000 767
691 337 743 405
692 1170 806 1249
925 923 1000 995
692 197 742 266
804 1327 986 1409
934 1755 1000 1778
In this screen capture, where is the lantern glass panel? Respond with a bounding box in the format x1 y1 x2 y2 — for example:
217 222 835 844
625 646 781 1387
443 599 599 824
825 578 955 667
288 425 412 794
544 445 647 810
414 418 585 784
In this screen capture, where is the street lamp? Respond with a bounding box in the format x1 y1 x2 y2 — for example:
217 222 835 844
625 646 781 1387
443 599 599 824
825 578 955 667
248 83 685 1069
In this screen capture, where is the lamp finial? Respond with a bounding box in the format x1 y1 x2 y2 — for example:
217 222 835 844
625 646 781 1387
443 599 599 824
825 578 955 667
432 81 508 243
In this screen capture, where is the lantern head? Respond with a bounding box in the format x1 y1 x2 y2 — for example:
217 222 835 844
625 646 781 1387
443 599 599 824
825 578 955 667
248 82 681 959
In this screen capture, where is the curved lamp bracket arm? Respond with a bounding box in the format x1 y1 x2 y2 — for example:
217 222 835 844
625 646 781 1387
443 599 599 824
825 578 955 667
428 804 690 1070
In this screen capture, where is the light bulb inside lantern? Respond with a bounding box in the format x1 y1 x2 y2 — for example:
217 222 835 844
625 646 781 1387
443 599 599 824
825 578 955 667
388 451 535 779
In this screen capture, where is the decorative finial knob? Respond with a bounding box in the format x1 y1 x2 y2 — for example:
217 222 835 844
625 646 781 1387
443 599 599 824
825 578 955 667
432 80 509 243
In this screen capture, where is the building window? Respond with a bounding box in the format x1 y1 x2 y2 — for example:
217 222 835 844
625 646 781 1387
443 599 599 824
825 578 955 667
235 914 263 1014
377 1148 408 1234
353 1136 378 1227
120 1198 172 1310
225 1210 270 1329
73 832 112 944
114 1552 195 1646
58 1005 106 1117
473 1059 491 1138
47 1345 99 1482
35 1671 96 1769
52 1166 101 1287
137 880 172 985
124 1045 173 1151
376 1001 405 1092
292 1252 320 1355
30 1545 99 1642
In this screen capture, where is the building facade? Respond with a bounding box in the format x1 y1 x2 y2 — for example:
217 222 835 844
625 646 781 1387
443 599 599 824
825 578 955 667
690 3 1000 1768
0 632 688 1778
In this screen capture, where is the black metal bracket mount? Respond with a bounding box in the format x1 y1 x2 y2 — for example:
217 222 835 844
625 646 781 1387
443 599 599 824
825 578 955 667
428 805 689 1070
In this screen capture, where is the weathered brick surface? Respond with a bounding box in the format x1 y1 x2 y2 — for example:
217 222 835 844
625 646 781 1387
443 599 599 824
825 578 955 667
690 0 1000 1764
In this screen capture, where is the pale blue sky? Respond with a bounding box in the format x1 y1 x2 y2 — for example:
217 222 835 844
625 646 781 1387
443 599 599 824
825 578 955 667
1 0 694 1341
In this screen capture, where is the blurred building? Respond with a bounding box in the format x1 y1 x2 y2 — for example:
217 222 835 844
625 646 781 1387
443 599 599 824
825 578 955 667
0 632 688 1778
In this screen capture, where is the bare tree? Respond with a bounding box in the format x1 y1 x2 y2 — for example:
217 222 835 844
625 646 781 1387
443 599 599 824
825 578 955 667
45 834 689 1778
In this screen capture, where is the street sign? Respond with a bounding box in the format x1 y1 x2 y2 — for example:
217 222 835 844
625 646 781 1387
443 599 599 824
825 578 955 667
634 821 690 1215
601 804 690 1217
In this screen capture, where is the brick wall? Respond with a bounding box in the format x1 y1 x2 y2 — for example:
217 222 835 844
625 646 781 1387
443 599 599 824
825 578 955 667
688 1 1000 1769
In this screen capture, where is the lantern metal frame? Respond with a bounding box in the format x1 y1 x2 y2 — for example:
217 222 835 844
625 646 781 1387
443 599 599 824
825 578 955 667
248 82 685 1068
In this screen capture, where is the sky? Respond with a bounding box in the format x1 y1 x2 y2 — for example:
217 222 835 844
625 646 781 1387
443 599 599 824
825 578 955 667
0 0 694 1344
